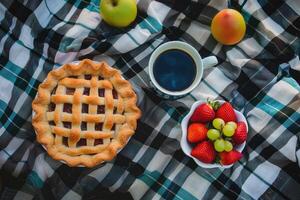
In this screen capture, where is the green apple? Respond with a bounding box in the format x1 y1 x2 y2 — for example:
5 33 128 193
100 0 137 28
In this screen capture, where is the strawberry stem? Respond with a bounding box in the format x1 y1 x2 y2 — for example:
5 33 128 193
207 98 220 111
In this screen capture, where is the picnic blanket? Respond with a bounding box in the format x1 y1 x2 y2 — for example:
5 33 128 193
1 0 300 199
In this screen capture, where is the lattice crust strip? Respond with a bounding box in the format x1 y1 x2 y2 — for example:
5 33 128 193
32 59 141 167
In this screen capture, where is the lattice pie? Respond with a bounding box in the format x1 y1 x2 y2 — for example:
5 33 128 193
32 59 141 167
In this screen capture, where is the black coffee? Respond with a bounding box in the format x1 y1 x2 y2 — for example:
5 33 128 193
153 49 196 92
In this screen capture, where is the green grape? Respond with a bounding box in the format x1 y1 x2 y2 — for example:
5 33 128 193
214 139 225 152
207 129 220 140
224 140 233 152
226 121 237 130
212 118 225 130
223 124 235 137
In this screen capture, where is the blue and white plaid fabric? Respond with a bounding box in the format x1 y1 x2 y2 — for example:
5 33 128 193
0 0 300 199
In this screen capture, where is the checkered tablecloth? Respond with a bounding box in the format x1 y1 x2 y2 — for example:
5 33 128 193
0 0 300 199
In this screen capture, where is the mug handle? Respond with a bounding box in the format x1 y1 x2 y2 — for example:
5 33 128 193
202 56 218 69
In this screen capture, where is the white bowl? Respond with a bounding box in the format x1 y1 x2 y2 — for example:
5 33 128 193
180 100 247 169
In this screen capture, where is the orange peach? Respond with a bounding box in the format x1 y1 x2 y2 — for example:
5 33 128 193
211 9 246 45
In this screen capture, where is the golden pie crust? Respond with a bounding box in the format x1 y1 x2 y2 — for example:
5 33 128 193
32 59 141 167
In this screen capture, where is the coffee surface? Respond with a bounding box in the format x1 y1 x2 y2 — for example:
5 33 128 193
153 49 196 92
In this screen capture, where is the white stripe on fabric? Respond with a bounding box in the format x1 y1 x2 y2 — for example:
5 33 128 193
173 13 185 27
260 17 285 38
13 162 24 177
191 81 219 101
278 135 297 162
230 164 244 181
131 44 153 63
0 2 5 21
254 161 281 185
45 0 65 15
212 192 223 200
142 112 170 134
147 1 170 24
65 9 100 42
296 149 300 167
212 43 223 55
267 80 299 105
247 107 273 133
64 25 88 42
32 58 46 82
182 172 211 200
88 163 113 182
109 171 130 192
113 34 146 53
152 194 162 200
0 6 17 29
132 143 148 162
243 0 262 15
19 24 34 49
0 127 5 137
238 38 264 58
32 153 54 182
4 137 23 156
12 144 33 177
248 151 260 162
0 76 14 104
113 34 138 54
78 46 95 58
13 91 30 114
61 190 81 200
0 34 9 53
34 1 52 28
13 191 33 200
242 173 269 199
226 48 249 68
208 0 227 10
76 8 100 29
168 163 185 180
263 102 300 127
266 125 286 144
286 0 300 17
54 52 78 64
204 68 233 93
128 27 152 45
289 56 300 71
167 125 182 140
146 151 171 173
62 6 78 23
129 179 149 200
51 22 65 32
0 150 9 168
186 21 210 46
177 96 197 109
9 42 30 68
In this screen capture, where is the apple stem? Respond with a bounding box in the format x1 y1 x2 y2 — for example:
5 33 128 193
112 0 117 6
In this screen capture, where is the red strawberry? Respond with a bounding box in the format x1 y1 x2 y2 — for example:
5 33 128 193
187 123 208 143
219 150 242 165
191 141 216 163
215 102 236 122
190 103 215 123
233 122 247 144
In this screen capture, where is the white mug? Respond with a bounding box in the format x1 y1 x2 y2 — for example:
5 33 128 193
148 41 218 99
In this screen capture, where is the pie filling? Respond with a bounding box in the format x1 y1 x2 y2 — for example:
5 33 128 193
47 74 121 149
